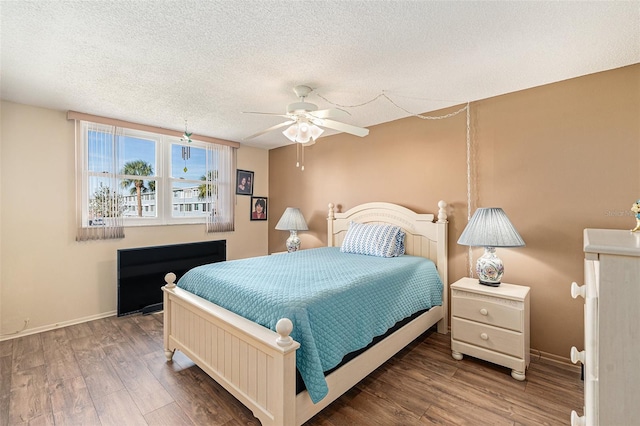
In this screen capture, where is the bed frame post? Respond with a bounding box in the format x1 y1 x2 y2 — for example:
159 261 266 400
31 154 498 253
269 319 297 426
436 200 449 334
163 272 177 361
327 203 336 246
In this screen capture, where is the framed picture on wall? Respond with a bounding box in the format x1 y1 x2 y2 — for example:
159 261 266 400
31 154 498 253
236 169 254 195
250 196 268 221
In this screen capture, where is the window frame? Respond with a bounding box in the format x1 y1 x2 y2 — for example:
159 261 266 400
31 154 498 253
79 122 221 228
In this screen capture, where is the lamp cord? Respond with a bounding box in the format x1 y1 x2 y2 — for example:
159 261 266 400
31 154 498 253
315 91 468 120
318 91 475 276
0 319 29 337
466 102 474 278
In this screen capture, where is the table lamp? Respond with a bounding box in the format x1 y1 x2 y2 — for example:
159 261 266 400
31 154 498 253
275 207 308 252
457 207 525 286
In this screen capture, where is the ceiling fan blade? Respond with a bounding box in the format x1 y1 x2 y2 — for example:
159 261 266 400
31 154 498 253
244 120 295 140
311 118 369 137
242 111 291 119
308 108 350 119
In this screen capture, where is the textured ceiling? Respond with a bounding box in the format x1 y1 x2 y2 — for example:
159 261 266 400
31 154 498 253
1 1 639 150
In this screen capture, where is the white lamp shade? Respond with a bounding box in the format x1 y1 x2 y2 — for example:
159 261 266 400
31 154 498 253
457 207 525 248
275 207 308 231
458 207 524 286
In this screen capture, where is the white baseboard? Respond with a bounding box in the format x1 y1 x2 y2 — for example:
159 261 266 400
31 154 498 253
531 348 581 372
0 310 117 342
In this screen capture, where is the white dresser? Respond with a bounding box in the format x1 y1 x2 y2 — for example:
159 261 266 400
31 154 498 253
570 229 640 426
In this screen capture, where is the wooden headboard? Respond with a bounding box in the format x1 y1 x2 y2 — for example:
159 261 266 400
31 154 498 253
326 201 449 287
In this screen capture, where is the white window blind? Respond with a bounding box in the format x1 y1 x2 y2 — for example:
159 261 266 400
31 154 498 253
76 122 126 241
206 142 235 233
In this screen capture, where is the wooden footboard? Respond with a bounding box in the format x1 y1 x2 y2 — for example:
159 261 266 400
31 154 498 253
163 273 299 426
164 274 444 426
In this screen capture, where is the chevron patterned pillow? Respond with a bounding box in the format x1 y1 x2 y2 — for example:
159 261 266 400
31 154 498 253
395 229 406 256
340 222 405 257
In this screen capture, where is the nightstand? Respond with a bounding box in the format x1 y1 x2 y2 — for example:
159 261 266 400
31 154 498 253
450 277 530 380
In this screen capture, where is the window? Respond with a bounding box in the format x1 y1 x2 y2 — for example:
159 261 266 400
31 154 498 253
75 120 236 240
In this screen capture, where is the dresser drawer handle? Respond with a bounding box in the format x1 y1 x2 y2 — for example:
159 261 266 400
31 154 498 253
480 333 488 341
479 308 488 316
571 282 586 299
570 346 585 365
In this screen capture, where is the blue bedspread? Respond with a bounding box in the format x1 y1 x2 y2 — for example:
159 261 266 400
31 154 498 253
177 247 443 403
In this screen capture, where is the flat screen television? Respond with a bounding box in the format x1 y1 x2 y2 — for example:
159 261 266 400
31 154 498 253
117 240 226 316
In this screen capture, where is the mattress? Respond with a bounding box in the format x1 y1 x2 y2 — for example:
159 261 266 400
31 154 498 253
177 247 443 403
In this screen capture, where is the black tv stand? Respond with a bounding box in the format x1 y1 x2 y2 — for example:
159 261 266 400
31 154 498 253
117 240 226 317
141 302 163 315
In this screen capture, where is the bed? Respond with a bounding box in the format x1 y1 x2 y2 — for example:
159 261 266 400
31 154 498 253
162 201 449 425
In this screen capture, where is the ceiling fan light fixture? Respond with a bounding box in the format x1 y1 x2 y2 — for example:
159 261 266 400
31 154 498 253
282 124 299 142
309 124 324 140
243 84 368 143
282 122 323 144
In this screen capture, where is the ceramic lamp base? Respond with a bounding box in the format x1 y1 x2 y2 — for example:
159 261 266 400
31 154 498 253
476 246 504 286
478 279 501 287
286 230 301 253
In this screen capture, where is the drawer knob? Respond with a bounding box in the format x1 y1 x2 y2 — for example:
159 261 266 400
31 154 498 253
480 332 489 341
480 308 488 316
570 410 585 426
570 346 585 365
571 282 586 299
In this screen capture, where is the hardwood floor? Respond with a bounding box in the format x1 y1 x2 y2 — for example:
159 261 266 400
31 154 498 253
0 313 583 425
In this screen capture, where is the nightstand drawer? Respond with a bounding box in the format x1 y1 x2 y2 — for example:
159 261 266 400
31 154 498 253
453 295 523 331
451 317 524 358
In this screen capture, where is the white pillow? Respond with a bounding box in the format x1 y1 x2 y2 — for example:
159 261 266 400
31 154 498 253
340 222 405 257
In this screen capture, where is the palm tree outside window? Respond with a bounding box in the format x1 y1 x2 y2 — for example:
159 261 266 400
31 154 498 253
121 160 155 217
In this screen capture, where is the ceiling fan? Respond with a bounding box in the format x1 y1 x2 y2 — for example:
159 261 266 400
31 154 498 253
243 85 369 144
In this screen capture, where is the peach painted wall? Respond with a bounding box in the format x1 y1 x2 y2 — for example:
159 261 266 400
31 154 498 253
268 64 640 359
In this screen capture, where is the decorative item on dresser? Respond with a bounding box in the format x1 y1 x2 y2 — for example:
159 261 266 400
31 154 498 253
631 199 640 232
457 207 525 286
451 277 530 380
569 228 640 426
275 207 308 252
